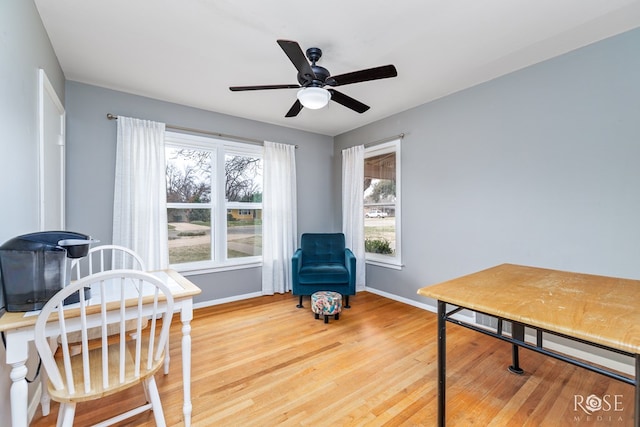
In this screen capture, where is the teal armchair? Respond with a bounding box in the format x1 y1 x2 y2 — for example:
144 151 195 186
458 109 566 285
291 233 356 308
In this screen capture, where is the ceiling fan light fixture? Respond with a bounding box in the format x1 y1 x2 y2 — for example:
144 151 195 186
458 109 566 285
297 87 331 109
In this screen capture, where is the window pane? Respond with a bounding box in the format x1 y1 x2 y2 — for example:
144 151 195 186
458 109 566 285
168 208 211 264
364 152 396 256
225 154 262 259
225 154 262 202
166 148 211 203
227 208 262 258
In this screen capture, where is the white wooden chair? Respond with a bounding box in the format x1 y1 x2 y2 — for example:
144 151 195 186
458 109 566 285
68 245 172 372
34 270 174 427
71 244 146 278
40 245 147 417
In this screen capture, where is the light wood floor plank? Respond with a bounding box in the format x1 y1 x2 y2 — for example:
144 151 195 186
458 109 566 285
29 291 635 426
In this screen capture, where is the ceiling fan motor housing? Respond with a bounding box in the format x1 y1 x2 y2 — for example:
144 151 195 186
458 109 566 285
297 47 330 87
298 66 330 87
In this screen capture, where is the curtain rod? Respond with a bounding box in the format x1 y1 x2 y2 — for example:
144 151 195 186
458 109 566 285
106 113 298 148
364 133 405 148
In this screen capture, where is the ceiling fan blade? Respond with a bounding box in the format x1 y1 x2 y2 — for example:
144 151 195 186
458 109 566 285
277 39 317 83
285 99 303 117
229 84 300 91
328 89 370 113
327 64 397 86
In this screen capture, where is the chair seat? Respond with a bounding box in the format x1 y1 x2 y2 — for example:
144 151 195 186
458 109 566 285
50 337 164 403
299 263 349 284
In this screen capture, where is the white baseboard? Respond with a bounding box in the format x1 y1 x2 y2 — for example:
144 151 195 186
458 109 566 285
364 286 476 323
193 291 263 309
364 286 435 311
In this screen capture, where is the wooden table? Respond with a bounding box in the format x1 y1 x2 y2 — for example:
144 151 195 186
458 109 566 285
0 269 201 427
417 263 640 427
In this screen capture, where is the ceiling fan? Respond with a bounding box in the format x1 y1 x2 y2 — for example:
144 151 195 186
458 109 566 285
229 39 398 117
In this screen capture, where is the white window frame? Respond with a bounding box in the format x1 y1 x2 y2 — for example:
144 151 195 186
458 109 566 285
165 131 263 273
364 139 402 269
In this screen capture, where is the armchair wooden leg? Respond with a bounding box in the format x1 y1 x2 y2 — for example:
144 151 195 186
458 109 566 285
344 295 351 308
297 295 304 308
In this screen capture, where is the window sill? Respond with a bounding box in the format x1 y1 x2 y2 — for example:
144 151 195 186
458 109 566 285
365 258 403 270
171 259 262 276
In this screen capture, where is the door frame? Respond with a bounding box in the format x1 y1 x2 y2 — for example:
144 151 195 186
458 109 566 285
38 68 66 230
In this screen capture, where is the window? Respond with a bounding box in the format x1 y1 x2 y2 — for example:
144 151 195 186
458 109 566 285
364 139 401 268
165 132 262 271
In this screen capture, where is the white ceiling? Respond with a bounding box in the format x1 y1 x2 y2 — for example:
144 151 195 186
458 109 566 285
35 0 640 136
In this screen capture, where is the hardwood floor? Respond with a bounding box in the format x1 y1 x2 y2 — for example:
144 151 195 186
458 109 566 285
30 292 634 426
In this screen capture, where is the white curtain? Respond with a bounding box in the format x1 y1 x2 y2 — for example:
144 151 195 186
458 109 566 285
342 145 366 290
262 141 297 294
112 116 169 271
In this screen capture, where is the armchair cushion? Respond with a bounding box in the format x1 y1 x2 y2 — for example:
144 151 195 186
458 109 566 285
299 263 349 284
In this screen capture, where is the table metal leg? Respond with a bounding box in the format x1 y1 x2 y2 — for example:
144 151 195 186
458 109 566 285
437 300 447 427
508 322 525 375
635 354 639 427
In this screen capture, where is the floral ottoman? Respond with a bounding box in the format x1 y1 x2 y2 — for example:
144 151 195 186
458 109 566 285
311 291 342 323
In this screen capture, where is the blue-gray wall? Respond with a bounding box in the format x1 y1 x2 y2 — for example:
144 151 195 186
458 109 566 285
1 0 65 242
64 82 335 302
0 0 65 418
335 27 640 308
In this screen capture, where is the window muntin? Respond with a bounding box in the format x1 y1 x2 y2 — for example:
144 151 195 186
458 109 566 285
364 139 401 268
165 132 262 270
